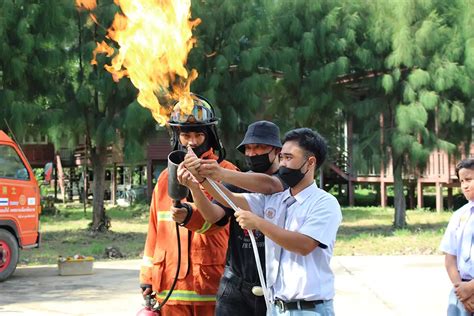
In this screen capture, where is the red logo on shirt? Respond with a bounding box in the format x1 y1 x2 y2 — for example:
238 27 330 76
265 208 276 219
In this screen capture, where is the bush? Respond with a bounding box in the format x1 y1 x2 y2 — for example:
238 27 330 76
41 196 59 215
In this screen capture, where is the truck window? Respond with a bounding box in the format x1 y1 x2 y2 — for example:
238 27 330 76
0 145 30 181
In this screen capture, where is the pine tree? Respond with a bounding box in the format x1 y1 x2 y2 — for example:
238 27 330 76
188 0 276 162
55 0 156 231
0 0 73 138
351 0 473 227
260 0 362 154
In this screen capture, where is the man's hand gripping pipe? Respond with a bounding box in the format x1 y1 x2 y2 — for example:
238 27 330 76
186 146 271 310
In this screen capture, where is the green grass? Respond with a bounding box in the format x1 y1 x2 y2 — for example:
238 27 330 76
335 207 452 255
19 202 149 266
19 204 454 266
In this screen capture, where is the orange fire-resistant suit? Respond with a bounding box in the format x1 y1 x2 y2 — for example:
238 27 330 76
140 149 237 316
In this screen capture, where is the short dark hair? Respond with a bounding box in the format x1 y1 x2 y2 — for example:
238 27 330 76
283 128 327 169
455 158 474 179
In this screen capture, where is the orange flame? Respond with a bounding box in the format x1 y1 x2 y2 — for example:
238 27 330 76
75 0 97 10
91 41 115 66
77 0 201 125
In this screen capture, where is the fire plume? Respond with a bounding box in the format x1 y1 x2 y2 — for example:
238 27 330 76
75 0 97 11
76 0 201 125
91 41 115 66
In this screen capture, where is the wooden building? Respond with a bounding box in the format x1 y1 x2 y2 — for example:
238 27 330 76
323 114 471 212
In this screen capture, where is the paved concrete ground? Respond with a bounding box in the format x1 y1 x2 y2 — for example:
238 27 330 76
0 256 452 315
333 256 451 315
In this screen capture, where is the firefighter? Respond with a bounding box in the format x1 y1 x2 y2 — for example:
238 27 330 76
139 94 237 316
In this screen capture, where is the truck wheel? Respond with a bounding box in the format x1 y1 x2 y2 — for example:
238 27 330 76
0 229 19 281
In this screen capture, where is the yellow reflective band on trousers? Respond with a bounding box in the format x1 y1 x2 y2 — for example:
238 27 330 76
195 221 211 234
155 290 216 302
158 211 172 221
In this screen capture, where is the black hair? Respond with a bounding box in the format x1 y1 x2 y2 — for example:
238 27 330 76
455 158 474 179
283 128 327 170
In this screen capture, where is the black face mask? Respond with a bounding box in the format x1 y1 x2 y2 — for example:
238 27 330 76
245 151 274 173
278 160 309 188
190 140 211 158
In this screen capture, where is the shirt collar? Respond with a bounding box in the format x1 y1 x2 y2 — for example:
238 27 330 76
283 181 318 205
459 201 474 215
468 201 474 212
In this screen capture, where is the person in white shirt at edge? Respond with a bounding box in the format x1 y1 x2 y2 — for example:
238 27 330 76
180 127 342 316
440 158 474 315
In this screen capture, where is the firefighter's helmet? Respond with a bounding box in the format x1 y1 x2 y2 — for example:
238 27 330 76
169 94 225 161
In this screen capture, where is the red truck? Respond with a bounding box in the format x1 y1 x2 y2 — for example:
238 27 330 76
0 130 41 281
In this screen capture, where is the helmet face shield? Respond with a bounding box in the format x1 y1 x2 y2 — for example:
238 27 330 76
170 104 214 124
169 95 217 126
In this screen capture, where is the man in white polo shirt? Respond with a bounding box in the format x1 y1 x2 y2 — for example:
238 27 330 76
236 127 342 315
189 128 342 315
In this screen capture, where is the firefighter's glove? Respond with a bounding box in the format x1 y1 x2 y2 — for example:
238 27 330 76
171 203 193 226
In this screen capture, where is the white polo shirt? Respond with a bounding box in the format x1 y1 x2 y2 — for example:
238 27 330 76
440 201 474 279
243 182 342 301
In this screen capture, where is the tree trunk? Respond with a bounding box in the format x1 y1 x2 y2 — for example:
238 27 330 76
393 156 406 228
91 145 109 232
447 187 453 210
408 182 415 210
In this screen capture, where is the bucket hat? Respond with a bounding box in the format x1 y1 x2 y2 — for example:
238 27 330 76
237 121 282 153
